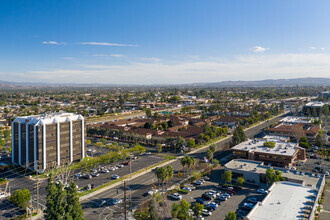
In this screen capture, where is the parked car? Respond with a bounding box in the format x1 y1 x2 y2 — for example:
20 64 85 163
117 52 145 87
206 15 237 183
111 174 120 179
170 193 182 200
257 189 269 194
218 195 228 201
193 180 203 185
101 169 109 173
325 172 329 176
208 201 219 208
196 198 205 204
117 164 124 168
148 189 158 195
202 176 210 181
247 197 259 204
91 172 99 177
209 189 220 197
202 193 212 200
205 204 216 211
98 200 107 207
82 174 92 179
123 162 130 165
213 198 222 204
182 187 192 192
188 185 197 190
202 209 212 216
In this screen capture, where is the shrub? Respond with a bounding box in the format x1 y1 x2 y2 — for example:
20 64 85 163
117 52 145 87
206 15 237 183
179 189 189 194
263 141 275 148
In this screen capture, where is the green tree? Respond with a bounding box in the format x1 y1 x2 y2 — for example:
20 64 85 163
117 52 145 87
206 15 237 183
206 149 213 161
221 170 232 184
171 203 180 220
149 197 159 220
9 189 31 208
186 139 195 149
192 202 203 217
100 138 107 145
315 130 324 148
166 165 174 187
299 137 310 149
266 168 284 185
224 211 236 220
211 159 219 167
156 144 162 153
45 175 57 219
65 181 85 220
209 144 216 153
236 177 244 186
145 109 152 117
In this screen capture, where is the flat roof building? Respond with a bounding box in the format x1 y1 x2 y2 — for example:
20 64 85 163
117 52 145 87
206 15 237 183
12 113 86 172
224 159 322 188
231 139 305 167
246 181 317 220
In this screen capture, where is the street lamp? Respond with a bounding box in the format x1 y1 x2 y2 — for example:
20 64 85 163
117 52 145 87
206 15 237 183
99 207 110 220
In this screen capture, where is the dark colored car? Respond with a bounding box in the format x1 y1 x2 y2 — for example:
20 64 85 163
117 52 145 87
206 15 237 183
196 198 205 204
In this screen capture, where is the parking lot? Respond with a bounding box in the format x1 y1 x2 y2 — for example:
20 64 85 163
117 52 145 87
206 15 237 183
165 168 266 220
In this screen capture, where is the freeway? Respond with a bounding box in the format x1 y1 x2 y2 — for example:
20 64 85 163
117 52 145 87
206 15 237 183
82 113 289 219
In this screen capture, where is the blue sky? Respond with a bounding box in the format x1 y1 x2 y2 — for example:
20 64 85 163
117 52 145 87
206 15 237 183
1 0 330 84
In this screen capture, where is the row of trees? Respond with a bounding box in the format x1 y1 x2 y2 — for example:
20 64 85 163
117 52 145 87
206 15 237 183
154 165 174 192
199 125 228 143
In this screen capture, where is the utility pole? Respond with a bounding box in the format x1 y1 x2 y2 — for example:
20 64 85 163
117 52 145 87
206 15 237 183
129 155 132 178
124 181 127 220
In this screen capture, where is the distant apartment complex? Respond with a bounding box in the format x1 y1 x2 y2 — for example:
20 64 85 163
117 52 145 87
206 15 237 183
231 139 306 167
12 113 86 172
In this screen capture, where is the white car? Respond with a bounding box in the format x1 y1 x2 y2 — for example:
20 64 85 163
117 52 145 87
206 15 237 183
209 190 220 197
193 180 203 185
170 193 182 200
182 187 192 192
203 176 210 181
202 209 212 216
207 192 217 199
325 172 329 176
148 189 158 195
117 164 124 168
111 174 120 179
257 189 269 194
208 201 218 207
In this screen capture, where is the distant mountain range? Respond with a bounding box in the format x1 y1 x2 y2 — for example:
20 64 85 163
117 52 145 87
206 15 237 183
0 77 329 89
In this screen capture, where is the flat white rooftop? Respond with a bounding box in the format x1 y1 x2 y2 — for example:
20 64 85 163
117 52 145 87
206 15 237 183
280 116 318 124
305 102 325 107
247 182 316 220
232 139 299 157
260 135 289 143
13 113 83 125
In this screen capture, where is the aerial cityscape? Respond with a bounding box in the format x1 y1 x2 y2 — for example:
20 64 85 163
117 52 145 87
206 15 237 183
0 1 330 220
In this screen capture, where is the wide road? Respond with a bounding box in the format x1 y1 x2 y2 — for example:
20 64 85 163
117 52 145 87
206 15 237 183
86 107 182 125
82 113 289 219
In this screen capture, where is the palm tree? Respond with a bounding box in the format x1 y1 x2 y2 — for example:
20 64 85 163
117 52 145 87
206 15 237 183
155 167 167 192
180 157 187 177
190 157 196 173
166 165 174 189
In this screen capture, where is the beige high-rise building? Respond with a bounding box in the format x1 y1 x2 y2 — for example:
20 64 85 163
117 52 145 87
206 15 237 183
12 113 86 172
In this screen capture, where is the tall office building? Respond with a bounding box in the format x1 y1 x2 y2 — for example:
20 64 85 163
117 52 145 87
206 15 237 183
12 113 86 172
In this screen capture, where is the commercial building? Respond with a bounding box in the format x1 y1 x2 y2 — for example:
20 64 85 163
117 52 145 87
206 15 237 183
246 181 319 220
268 123 320 142
231 139 305 167
224 159 322 188
12 113 86 172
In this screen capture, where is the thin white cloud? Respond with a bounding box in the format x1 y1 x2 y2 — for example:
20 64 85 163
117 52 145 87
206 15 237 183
23 53 330 84
42 41 66 45
251 46 269 53
63 57 74 60
309 46 326 50
93 54 125 58
80 42 137 47
140 57 161 62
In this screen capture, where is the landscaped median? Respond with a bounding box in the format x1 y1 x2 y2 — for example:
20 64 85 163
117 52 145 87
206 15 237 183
79 158 176 200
